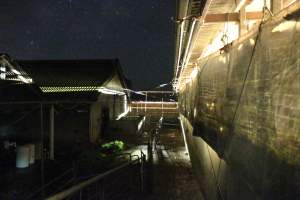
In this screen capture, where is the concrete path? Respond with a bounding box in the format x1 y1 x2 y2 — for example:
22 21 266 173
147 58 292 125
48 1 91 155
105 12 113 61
146 127 204 200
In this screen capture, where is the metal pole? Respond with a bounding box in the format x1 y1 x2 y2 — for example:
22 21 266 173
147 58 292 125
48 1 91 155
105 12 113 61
145 92 147 115
161 97 163 117
145 93 147 129
140 150 144 192
50 105 55 160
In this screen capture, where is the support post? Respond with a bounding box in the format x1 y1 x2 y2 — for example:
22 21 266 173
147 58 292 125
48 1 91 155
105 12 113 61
113 95 116 119
145 92 147 115
40 104 45 199
49 105 55 160
239 6 247 36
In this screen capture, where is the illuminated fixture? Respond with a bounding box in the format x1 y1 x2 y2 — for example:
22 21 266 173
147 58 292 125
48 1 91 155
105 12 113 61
0 66 5 80
18 75 32 84
138 116 146 131
116 108 129 120
132 101 177 105
219 126 224 132
190 67 198 79
249 38 255 45
116 95 129 120
97 87 125 95
40 86 125 94
12 69 21 75
238 44 244 50
179 117 189 154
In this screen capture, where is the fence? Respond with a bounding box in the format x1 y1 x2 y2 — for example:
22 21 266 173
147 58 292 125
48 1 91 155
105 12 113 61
46 151 146 200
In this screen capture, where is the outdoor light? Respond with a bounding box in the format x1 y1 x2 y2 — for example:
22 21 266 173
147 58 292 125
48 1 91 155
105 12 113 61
179 117 189 154
219 126 224 132
238 44 244 50
116 109 130 120
116 95 129 120
40 86 98 92
0 73 5 80
17 75 32 84
40 86 125 94
190 68 198 79
11 69 21 75
97 87 125 95
138 116 146 131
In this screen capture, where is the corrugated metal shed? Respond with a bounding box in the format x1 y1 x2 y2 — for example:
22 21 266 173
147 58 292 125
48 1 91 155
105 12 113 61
0 58 128 102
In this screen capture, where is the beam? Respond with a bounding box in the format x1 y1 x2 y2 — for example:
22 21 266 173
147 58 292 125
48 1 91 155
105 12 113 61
204 12 263 23
239 6 247 36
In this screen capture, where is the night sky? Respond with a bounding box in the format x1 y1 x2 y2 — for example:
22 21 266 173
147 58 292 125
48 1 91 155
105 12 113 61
0 1 175 89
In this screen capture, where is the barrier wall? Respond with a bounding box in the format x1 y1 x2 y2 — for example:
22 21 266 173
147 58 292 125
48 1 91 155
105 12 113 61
179 7 300 200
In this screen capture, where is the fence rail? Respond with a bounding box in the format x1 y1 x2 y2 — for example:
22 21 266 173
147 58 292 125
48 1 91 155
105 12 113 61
46 151 146 200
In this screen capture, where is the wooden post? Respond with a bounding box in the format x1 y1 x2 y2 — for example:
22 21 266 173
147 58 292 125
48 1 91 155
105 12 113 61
239 6 247 36
49 105 55 160
113 95 116 119
89 103 102 143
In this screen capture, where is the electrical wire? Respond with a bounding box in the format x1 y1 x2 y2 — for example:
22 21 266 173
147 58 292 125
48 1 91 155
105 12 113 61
230 15 265 127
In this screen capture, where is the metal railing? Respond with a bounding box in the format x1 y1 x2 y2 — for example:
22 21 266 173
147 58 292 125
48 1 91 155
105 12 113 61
23 166 76 200
46 151 146 200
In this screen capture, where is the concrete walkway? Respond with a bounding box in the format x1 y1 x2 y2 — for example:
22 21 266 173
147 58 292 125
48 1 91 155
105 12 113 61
146 127 204 200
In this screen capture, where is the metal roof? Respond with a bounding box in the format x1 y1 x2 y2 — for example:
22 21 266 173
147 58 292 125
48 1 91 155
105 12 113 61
0 58 129 102
18 59 125 88
174 0 236 89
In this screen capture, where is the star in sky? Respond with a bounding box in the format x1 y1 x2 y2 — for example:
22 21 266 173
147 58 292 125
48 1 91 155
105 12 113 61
0 0 175 89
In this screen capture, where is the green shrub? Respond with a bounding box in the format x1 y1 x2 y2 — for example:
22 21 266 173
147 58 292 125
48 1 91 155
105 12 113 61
101 140 124 154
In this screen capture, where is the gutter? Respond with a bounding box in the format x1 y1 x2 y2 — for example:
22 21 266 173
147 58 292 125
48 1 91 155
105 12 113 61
173 0 191 79
174 0 214 91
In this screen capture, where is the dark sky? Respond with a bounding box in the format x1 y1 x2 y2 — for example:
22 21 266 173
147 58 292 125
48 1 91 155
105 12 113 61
0 0 175 90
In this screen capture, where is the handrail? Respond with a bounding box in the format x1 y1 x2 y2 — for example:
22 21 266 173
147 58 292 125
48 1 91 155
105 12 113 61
23 167 75 200
46 155 143 200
